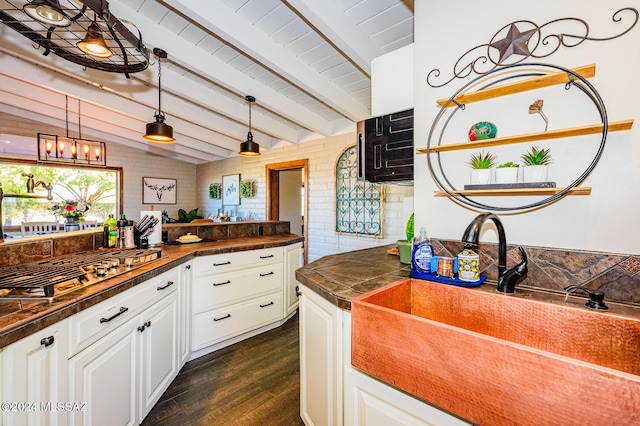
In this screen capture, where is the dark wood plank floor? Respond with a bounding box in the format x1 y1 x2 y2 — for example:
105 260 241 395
142 313 304 426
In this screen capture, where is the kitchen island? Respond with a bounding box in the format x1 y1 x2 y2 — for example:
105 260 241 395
295 245 640 426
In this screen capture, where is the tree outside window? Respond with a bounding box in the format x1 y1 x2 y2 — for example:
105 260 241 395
0 163 118 226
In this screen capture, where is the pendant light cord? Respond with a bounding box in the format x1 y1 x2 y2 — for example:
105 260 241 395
157 58 162 116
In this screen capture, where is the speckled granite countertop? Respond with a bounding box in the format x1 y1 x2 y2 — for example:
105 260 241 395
295 245 410 310
0 234 303 349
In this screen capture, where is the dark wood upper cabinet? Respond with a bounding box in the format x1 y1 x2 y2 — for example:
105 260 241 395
357 108 413 184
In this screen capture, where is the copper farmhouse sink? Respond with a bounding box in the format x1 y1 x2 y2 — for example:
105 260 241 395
351 279 640 425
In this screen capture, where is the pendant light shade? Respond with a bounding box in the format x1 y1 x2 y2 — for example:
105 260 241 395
144 113 174 143
144 48 175 143
23 0 70 27
77 22 112 58
239 95 260 156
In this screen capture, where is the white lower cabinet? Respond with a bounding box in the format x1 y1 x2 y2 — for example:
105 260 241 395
191 247 286 353
178 261 192 367
299 284 471 426
2 321 68 426
68 291 178 426
68 312 138 426
284 242 302 317
299 284 343 426
67 268 180 426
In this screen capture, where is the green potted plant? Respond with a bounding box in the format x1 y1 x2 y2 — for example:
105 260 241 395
397 213 414 264
521 146 552 183
495 161 519 184
467 150 496 185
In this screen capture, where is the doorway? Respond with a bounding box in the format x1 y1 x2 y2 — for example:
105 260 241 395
266 159 308 265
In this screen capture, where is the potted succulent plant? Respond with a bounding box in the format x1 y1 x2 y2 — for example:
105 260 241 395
495 161 519 184
467 150 496 185
397 213 414 264
521 147 552 183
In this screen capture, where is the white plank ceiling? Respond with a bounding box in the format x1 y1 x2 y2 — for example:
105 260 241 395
0 0 414 163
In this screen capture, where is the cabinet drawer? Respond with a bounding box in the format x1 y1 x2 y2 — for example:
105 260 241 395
193 264 283 314
193 247 282 274
68 267 178 357
192 293 283 350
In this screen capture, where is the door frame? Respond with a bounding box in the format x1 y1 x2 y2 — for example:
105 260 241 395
266 159 308 265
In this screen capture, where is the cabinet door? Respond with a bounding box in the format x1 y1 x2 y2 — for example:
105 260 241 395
284 243 302 317
2 321 68 426
178 262 192 367
299 285 343 426
138 292 179 421
360 109 414 183
68 315 139 426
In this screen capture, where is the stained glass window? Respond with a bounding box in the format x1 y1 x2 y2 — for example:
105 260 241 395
335 145 383 236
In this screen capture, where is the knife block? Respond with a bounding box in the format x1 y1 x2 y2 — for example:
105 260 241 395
140 210 163 247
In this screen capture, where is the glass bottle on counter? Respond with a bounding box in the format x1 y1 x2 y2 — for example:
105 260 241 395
125 219 135 249
103 214 118 248
117 214 128 249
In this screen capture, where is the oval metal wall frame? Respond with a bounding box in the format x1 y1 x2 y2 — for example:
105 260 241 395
426 62 608 212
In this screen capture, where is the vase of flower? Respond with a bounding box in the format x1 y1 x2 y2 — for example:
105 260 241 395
50 200 90 232
64 217 80 232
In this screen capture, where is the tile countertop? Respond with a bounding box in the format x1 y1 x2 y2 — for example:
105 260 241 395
296 244 411 310
0 234 304 349
296 245 640 320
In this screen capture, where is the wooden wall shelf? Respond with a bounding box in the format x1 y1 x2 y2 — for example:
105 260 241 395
434 187 592 197
418 119 634 154
435 64 596 108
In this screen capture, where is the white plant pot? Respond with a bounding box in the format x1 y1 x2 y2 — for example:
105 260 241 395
523 165 549 183
495 167 519 184
470 169 492 185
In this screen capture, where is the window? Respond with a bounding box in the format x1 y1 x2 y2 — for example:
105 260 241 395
0 160 121 237
335 145 384 236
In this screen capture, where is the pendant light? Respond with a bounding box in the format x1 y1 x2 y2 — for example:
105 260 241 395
239 95 260 156
23 0 70 27
77 22 112 58
143 48 175 143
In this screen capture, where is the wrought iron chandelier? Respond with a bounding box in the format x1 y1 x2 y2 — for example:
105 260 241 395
0 0 149 76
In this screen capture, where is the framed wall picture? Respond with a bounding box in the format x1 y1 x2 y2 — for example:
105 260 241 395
222 174 241 206
143 177 177 204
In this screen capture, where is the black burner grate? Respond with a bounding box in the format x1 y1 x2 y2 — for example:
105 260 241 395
0 248 161 297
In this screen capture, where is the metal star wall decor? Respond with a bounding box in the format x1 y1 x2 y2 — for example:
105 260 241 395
490 23 538 63
426 7 638 88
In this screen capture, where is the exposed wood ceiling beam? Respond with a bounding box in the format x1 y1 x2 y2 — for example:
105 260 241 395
110 0 336 137
160 0 370 122
284 0 379 76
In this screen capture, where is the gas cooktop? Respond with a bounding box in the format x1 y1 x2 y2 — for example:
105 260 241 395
0 248 162 301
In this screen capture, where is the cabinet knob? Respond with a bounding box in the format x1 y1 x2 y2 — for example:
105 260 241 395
137 325 146 332
40 336 55 347
295 285 301 297
185 265 191 270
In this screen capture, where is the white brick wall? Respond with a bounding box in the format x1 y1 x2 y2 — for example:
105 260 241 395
197 133 411 262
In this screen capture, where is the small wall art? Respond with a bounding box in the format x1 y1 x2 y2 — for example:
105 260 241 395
222 174 241 206
240 179 255 198
209 183 222 199
143 177 177 204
